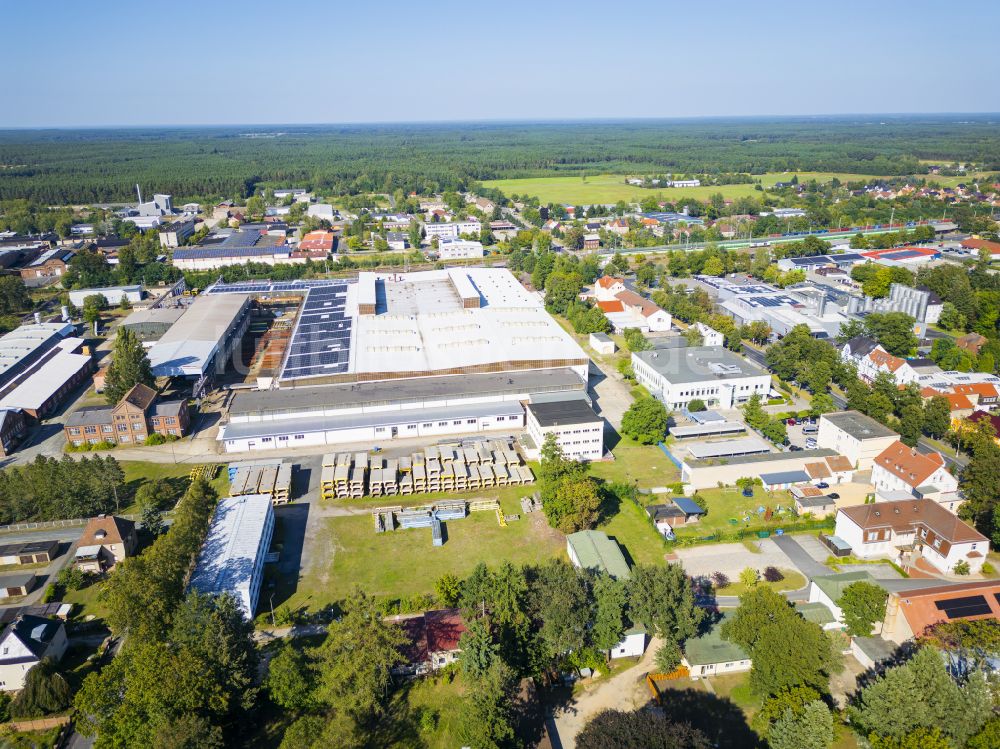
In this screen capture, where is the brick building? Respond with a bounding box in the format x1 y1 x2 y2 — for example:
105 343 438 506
64 383 190 447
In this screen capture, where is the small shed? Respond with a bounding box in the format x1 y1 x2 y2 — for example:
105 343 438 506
588 332 616 356
852 635 897 670
0 573 37 598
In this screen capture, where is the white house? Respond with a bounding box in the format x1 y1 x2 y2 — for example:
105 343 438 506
834 499 988 575
424 221 481 240
807 571 879 631
436 237 484 260
0 615 67 691
594 275 627 301
692 322 724 347
858 347 920 385
612 627 647 659
683 615 751 679
817 411 899 470
870 442 961 510
525 399 603 461
633 347 772 411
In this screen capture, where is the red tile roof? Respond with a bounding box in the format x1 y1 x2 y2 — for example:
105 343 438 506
840 498 986 544
596 276 624 289
961 238 1000 254
874 441 945 488
597 300 624 313
895 580 1000 636
868 349 907 373
614 289 663 318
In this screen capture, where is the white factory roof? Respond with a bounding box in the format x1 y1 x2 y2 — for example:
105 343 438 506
0 323 76 379
189 495 272 616
348 268 587 376
147 294 248 377
0 342 90 411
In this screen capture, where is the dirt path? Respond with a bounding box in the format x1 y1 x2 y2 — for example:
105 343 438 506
551 637 662 748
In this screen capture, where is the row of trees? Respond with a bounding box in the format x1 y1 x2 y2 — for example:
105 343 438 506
0 455 123 524
73 478 259 746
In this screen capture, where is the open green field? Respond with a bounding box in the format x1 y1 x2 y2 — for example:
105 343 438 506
662 486 797 540
282 488 566 610
482 170 986 205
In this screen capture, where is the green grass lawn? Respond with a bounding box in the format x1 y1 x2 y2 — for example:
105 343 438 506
669 486 797 539
482 170 959 206
716 569 807 596
591 438 680 489
282 490 565 611
63 578 109 621
386 673 468 748
597 496 670 567
117 460 228 513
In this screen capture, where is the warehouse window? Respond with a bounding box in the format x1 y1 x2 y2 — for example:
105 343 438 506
294 434 305 440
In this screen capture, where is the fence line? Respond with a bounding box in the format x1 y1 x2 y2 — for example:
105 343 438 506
0 514 139 534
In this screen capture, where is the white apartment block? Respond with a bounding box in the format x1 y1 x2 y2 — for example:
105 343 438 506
424 221 482 239
817 411 898 470
632 347 771 410
525 399 604 461
436 238 485 259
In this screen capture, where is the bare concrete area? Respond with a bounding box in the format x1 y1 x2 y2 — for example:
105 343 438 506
674 540 793 579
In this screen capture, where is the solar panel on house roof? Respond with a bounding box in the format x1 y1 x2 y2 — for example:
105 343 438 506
935 595 992 619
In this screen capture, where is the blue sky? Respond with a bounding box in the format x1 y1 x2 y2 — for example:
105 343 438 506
4 0 999 127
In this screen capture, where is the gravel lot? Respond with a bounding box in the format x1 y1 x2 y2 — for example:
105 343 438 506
674 540 792 579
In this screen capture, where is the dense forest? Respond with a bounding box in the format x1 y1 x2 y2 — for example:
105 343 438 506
2 116 1000 204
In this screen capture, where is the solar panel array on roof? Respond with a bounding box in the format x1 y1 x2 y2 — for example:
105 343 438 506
207 280 340 295
935 595 991 619
281 283 352 379
882 249 926 261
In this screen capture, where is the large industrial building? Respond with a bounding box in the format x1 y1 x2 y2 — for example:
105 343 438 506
213 268 592 452
0 323 93 419
146 294 251 378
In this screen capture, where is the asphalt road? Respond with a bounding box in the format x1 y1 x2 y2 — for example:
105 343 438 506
771 534 833 579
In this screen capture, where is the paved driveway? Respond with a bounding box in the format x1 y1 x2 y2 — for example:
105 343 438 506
674 540 792 580
771 535 832 579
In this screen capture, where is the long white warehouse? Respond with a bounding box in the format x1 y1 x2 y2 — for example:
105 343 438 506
188 494 274 618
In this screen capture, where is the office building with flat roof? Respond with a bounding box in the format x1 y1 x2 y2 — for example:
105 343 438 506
525 398 603 461
632 347 771 410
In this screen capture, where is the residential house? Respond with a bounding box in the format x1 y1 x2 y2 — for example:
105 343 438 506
395 609 467 676
565 530 646 658
605 219 629 236
385 232 408 251
692 322 724 347
858 347 919 385
882 579 1000 643
593 275 627 301
645 498 706 535
834 499 988 574
583 233 600 250
0 615 68 691
683 614 751 679
951 382 999 411
73 515 137 572
956 332 988 355
871 441 960 510
64 383 190 446
840 336 880 367
298 230 335 252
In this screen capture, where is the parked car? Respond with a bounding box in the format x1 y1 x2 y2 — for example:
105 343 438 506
816 482 830 489
787 418 797 426
827 493 840 500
